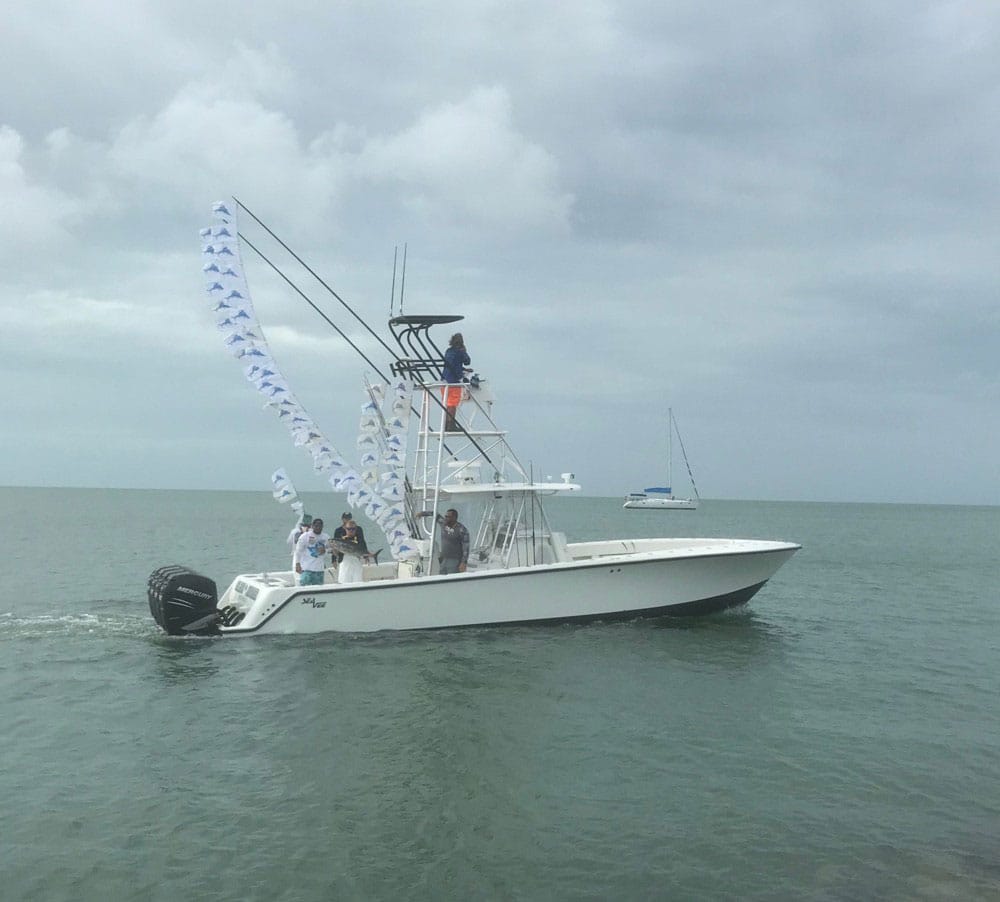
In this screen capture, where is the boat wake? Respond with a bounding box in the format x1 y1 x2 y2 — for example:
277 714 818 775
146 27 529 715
0 608 159 641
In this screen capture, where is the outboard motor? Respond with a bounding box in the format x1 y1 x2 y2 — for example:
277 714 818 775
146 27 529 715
148 565 220 636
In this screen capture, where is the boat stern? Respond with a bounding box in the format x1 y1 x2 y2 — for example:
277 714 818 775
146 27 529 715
148 565 220 636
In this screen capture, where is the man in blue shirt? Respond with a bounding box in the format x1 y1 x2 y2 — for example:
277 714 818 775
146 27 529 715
442 332 470 432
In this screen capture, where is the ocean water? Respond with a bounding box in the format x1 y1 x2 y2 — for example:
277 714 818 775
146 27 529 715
2 487 999 901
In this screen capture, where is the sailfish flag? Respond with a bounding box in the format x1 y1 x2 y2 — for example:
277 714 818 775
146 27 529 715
202 202 416 559
271 468 296 502
271 468 305 524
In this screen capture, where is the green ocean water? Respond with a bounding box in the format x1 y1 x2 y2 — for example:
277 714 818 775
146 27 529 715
2 487 999 900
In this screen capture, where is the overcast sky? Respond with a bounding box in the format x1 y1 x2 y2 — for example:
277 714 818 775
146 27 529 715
3 1 998 505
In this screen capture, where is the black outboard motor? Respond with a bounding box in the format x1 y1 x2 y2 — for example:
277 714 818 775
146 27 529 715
148 565 220 636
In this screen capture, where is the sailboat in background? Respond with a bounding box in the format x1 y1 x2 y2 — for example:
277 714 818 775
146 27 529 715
623 408 700 510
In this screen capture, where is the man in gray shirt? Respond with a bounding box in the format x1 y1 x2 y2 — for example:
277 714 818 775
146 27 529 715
419 508 470 574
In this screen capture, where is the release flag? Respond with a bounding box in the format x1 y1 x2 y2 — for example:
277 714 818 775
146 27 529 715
271 468 297 503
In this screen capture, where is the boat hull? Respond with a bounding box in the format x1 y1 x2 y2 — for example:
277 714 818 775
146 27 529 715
623 497 697 510
214 539 799 635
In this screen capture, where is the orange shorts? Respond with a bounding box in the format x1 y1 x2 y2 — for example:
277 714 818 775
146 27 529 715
442 385 463 407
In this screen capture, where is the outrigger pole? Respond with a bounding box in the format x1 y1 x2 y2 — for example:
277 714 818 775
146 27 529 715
239 231 393 384
232 197 500 469
234 196 400 363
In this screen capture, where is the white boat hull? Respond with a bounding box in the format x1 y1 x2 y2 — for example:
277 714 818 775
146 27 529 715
213 538 799 635
623 497 697 510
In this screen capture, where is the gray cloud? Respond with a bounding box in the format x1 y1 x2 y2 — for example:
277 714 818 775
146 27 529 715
1 1 998 504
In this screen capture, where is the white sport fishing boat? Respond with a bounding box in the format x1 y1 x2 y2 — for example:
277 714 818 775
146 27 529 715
147 201 799 637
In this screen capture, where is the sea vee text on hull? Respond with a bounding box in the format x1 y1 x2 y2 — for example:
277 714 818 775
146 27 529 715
147 200 800 636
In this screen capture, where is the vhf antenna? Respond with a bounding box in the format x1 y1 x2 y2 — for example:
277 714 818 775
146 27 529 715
389 246 398 318
399 243 407 315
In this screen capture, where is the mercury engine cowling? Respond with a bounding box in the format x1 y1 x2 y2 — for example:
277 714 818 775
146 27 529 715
148 565 220 636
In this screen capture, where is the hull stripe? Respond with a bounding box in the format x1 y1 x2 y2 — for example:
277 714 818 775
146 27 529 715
222 578 769 635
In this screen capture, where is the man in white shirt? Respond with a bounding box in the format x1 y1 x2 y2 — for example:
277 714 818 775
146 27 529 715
287 513 312 570
294 517 330 586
